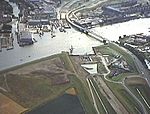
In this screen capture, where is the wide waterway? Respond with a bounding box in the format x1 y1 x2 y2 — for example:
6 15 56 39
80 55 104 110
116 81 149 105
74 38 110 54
1 1 150 71
0 1 101 71
92 18 150 41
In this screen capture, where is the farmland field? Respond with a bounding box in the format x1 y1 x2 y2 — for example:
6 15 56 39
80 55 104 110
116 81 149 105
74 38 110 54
0 53 96 114
0 93 26 114
0 55 71 108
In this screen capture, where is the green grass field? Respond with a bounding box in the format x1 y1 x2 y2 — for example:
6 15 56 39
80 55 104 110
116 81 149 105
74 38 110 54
103 78 142 114
128 84 150 113
97 63 108 74
94 44 119 57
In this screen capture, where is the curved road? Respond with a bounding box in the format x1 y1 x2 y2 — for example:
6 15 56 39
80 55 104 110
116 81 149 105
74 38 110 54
65 1 149 114
66 0 108 42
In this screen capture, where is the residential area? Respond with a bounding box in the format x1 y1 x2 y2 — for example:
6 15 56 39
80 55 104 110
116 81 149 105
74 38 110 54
0 0 71 49
73 0 150 28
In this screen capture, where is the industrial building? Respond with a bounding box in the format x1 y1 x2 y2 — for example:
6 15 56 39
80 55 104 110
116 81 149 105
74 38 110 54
0 24 13 50
0 33 12 48
19 31 33 46
28 0 57 21
28 19 50 28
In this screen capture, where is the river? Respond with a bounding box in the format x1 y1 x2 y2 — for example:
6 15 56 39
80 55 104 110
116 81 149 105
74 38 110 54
0 0 101 71
1 0 150 71
92 18 150 41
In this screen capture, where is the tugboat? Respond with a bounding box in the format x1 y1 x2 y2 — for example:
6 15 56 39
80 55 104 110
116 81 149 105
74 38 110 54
69 45 74 54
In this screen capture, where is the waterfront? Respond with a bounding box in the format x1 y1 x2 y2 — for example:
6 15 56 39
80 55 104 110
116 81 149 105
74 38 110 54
0 0 101 71
1 17 150 71
1 0 150 71
0 28 101 71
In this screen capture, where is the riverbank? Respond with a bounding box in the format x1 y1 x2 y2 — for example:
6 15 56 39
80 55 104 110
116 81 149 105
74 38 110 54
0 0 102 72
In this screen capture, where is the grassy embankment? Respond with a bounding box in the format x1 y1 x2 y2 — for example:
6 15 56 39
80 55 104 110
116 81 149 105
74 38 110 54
103 79 142 114
90 78 116 114
0 54 61 74
94 43 142 113
125 77 150 114
60 52 97 114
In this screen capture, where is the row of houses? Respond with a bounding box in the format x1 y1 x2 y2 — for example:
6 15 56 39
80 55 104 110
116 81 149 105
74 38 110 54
119 34 150 45
28 0 61 7
102 0 150 16
25 0 58 28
